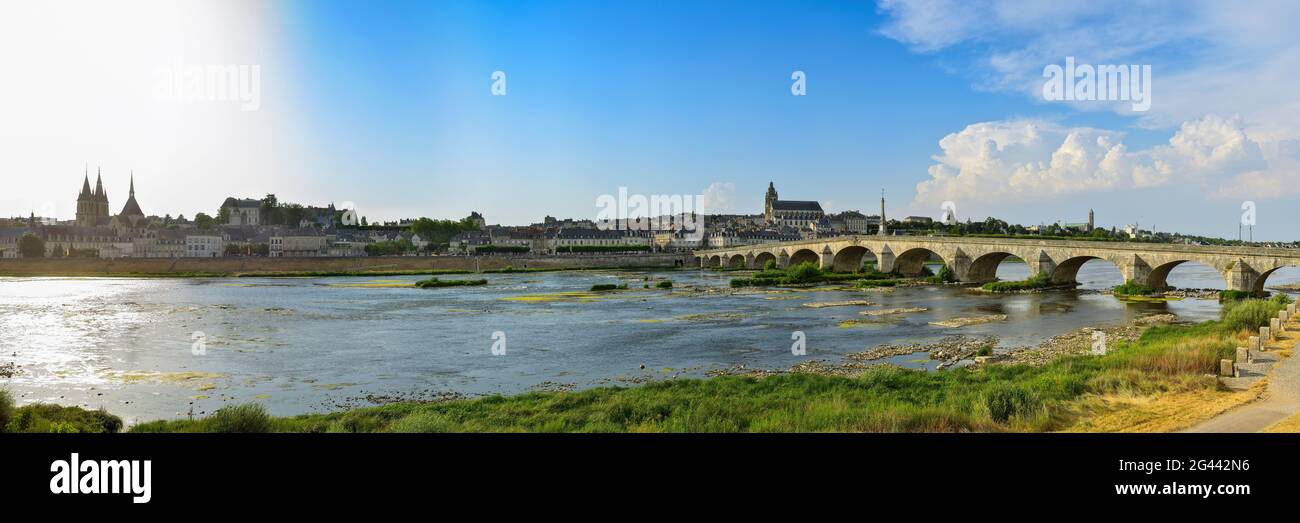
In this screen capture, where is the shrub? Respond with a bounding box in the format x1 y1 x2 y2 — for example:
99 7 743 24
935 265 957 283
589 283 628 291
1113 280 1156 296
983 384 1040 423
416 277 488 288
655 280 673 289
1220 299 1286 332
0 389 12 432
1219 290 1255 302
205 403 273 433
983 272 1052 293
784 262 823 284
763 260 778 271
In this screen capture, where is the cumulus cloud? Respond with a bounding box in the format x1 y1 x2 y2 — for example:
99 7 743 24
700 182 737 214
879 0 1300 205
914 114 1291 206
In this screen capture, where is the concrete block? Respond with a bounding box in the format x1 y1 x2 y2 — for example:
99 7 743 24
1250 336 1261 353
1289 303 1297 316
1221 359 1236 377
1237 346 1250 364
1271 318 1281 334
1262 326 1271 342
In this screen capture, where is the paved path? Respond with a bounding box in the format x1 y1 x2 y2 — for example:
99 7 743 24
1181 317 1300 433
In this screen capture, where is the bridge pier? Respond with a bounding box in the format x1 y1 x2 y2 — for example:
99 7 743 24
1224 259 1262 294
745 253 755 269
777 251 790 269
1118 256 1153 286
820 248 834 271
948 248 972 282
1028 250 1056 279
876 246 895 274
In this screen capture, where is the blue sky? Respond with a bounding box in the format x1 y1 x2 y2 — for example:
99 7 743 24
3 1 1298 240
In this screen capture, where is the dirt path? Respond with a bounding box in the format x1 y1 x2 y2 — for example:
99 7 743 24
1181 318 1300 433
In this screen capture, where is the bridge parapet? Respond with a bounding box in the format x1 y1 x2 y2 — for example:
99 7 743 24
694 235 1300 292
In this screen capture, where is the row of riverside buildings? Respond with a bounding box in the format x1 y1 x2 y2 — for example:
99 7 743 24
2 175 929 259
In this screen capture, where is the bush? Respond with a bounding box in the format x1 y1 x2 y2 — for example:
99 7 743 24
784 262 823 284
983 272 1052 293
415 277 488 288
763 260 778 271
206 403 273 433
2 403 123 433
655 280 673 289
983 384 1040 423
935 265 957 283
1220 299 1286 332
590 283 628 291
0 390 12 432
1219 290 1255 302
1113 280 1156 296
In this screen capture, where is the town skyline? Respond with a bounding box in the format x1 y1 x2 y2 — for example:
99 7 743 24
3 1 1299 240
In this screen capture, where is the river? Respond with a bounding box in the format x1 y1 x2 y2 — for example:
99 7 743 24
3 260 1299 423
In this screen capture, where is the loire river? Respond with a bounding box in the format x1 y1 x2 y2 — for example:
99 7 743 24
3 261 1299 423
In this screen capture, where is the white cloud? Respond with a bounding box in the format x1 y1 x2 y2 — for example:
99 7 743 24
914 115 1292 207
700 182 737 215
880 0 1300 207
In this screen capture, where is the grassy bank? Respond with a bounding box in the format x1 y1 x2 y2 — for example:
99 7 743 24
982 273 1056 293
117 297 1290 433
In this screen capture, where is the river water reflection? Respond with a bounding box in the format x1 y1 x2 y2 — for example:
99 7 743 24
2 260 1298 423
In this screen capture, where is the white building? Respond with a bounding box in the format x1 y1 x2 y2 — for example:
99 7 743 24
185 234 224 258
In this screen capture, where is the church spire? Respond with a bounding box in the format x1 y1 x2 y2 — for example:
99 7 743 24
129 170 135 197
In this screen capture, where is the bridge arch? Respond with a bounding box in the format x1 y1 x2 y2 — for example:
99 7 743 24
788 248 820 267
707 255 722 268
754 251 777 269
966 252 1019 283
1148 259 1226 291
1254 265 1300 294
831 246 875 273
894 247 946 277
1050 255 1123 287
727 254 746 269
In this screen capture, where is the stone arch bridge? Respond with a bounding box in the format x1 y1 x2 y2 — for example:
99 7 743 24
694 236 1300 293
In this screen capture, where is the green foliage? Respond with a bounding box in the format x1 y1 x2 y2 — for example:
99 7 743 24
655 280 673 289
473 245 529 254
982 272 1053 293
18 233 43 258
206 403 273 433
1220 299 1287 332
784 262 824 283
589 283 628 291
1113 280 1157 296
408 217 481 249
415 277 488 288
2 401 122 434
364 237 415 256
935 264 957 283
0 390 12 432
557 245 652 253
763 259 778 271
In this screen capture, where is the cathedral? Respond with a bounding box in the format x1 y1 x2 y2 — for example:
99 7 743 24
75 168 147 228
763 182 824 229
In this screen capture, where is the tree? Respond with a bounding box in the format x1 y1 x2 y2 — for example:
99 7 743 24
194 213 215 231
18 233 44 258
216 206 231 225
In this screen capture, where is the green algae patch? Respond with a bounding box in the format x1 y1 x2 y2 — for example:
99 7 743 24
500 291 606 303
109 371 226 390
676 312 749 323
